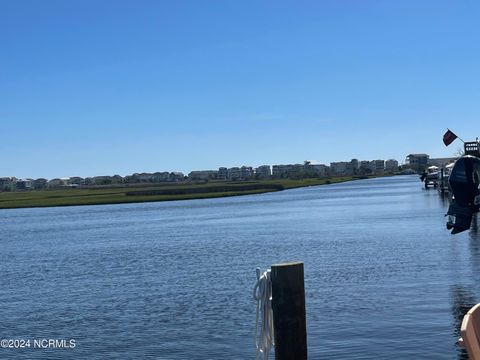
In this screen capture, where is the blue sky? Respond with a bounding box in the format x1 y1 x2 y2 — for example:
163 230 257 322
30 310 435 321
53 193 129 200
1 0 479 179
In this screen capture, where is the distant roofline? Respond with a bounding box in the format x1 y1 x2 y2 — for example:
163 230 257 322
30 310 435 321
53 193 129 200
406 153 429 157
429 157 456 160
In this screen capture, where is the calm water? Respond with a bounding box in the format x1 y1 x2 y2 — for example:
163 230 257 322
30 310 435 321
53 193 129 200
1 175 479 359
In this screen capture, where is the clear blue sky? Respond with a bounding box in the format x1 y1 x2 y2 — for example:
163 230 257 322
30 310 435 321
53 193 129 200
1 0 478 179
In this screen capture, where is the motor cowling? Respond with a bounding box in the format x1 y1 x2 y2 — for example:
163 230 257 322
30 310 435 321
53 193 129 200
446 156 480 234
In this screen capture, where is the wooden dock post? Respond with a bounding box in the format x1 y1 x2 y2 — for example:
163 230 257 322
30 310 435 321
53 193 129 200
271 262 307 360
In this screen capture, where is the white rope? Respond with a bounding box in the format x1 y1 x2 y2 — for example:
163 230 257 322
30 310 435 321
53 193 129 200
253 267 274 360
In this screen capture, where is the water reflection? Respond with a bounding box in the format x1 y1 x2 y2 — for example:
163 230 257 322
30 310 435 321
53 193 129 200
439 192 450 207
450 286 476 360
469 219 480 276
470 215 479 238
450 217 480 359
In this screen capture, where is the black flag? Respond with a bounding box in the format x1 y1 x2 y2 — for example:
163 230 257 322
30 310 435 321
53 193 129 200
443 129 457 146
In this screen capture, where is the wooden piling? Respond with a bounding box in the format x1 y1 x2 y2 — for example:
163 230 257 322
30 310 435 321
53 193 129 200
271 261 307 360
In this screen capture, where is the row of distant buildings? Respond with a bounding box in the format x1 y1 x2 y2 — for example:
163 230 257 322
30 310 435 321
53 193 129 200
188 159 400 181
1 158 403 192
0 171 186 191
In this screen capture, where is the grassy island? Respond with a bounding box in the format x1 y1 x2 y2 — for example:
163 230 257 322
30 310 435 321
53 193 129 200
0 176 375 209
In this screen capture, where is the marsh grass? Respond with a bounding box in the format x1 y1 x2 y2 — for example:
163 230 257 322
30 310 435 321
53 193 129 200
0 176 370 209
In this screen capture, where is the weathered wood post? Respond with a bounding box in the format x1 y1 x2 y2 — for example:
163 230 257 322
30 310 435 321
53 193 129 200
271 262 307 360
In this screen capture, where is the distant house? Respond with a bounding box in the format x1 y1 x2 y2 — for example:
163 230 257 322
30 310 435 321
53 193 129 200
385 159 399 172
68 177 85 186
0 177 17 191
272 165 290 178
218 167 228 180
227 167 241 180
93 176 114 185
84 177 95 185
240 166 253 179
330 162 351 176
122 173 166 184
374 160 385 174
255 165 271 179
311 164 329 177
271 165 283 178
111 175 123 184
290 164 304 178
47 178 66 188
359 161 372 175
33 178 48 190
135 173 155 183
152 172 170 183
188 170 218 181
16 179 34 190
406 154 429 173
271 164 304 179
169 172 184 182
123 175 137 184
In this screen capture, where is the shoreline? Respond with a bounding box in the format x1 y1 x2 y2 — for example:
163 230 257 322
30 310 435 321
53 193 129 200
0 175 386 210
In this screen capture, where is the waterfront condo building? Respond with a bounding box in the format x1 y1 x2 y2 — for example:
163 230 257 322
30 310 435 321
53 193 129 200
188 170 218 181
218 167 228 180
385 159 399 172
227 167 241 180
330 162 351 176
374 160 385 174
255 165 271 179
240 166 253 179
406 154 429 173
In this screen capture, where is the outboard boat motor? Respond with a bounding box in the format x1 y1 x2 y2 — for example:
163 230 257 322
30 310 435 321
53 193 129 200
446 155 480 234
